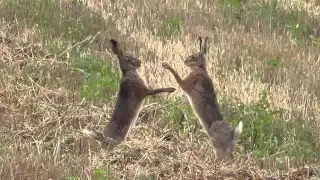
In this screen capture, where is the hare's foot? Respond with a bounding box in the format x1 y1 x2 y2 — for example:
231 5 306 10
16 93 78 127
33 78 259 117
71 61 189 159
162 62 173 70
166 87 176 93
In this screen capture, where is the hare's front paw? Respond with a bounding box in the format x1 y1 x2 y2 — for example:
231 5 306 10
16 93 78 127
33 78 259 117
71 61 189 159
167 87 176 93
162 62 172 69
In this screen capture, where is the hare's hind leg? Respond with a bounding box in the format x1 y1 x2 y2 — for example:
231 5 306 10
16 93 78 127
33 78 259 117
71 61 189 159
199 36 209 54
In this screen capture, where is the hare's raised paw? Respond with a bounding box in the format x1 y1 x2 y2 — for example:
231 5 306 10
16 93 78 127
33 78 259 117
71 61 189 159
162 62 172 69
167 87 176 93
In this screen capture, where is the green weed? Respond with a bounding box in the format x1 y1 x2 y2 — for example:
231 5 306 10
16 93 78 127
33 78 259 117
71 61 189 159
283 117 320 163
70 52 120 103
91 167 122 180
64 176 80 180
151 97 196 131
0 0 109 45
92 168 106 180
222 88 319 163
265 57 281 68
159 16 182 38
240 89 283 158
218 0 318 44
0 0 121 104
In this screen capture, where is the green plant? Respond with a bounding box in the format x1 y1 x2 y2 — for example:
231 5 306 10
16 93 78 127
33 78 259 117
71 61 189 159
159 16 182 38
92 168 106 180
159 100 185 130
245 89 282 158
64 176 80 180
223 88 320 163
218 0 247 23
223 89 283 158
217 0 316 44
70 52 120 103
283 13 309 44
283 118 320 163
0 0 108 44
265 57 281 68
152 97 196 131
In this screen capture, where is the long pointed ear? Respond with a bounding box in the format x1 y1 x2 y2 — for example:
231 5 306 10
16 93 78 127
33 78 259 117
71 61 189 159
198 36 208 70
110 39 123 56
203 36 209 54
110 38 127 73
198 37 203 53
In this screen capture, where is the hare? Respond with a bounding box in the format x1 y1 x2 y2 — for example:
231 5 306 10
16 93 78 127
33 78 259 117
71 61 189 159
82 38 176 146
162 36 243 162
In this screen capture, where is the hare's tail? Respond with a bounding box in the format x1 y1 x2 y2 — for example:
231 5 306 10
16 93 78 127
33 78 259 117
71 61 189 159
233 121 243 140
82 128 105 142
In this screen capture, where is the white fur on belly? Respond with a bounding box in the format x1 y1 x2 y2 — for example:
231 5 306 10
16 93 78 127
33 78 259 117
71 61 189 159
186 94 210 134
125 101 144 139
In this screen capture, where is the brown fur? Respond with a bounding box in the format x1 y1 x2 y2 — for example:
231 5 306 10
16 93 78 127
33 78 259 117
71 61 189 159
162 36 243 162
82 38 175 147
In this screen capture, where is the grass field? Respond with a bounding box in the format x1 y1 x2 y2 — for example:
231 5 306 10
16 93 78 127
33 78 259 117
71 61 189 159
1 0 320 179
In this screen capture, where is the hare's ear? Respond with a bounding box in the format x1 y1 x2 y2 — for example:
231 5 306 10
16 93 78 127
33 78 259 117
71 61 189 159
203 36 209 54
110 39 118 46
110 38 126 71
198 37 203 53
110 39 123 56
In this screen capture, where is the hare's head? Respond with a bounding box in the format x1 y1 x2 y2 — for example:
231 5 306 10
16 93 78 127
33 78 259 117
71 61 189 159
210 121 243 162
110 39 141 71
122 55 141 70
184 36 209 69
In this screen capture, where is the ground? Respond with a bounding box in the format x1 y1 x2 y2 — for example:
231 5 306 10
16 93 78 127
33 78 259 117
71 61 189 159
0 0 320 179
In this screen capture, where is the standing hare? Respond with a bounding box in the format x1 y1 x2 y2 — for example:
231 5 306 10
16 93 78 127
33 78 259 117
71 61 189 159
82 38 176 146
162 37 243 162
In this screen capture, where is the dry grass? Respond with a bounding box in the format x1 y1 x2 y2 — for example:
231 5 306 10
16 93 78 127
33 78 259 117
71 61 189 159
1 0 320 179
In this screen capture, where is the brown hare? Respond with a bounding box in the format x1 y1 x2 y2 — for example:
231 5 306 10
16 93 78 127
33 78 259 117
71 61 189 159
162 36 243 162
82 38 176 146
